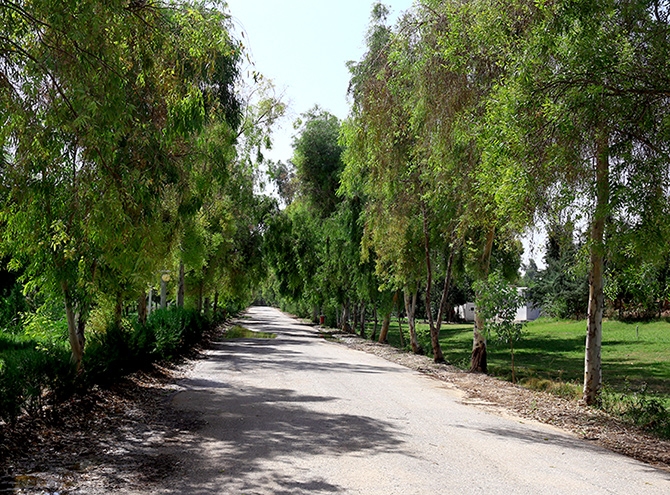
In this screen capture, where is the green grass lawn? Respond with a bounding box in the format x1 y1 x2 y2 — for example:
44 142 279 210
366 317 670 401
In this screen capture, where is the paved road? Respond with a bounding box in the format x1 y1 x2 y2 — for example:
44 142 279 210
155 306 669 494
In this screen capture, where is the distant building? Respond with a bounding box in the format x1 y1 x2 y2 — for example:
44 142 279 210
456 302 476 322
455 288 541 323
515 287 541 321
515 301 542 321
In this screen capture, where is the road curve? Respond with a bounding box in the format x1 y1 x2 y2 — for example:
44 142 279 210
153 306 669 494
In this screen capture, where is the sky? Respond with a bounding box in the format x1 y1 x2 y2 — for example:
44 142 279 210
223 0 546 268
224 0 414 163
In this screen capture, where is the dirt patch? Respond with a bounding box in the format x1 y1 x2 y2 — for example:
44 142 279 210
336 333 670 472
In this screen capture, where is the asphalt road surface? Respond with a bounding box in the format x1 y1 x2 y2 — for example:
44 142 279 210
149 306 669 494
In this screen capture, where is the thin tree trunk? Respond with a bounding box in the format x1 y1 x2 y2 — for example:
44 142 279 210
177 261 185 308
404 289 422 354
420 201 445 363
62 283 84 366
359 303 366 338
397 312 406 348
510 340 516 384
214 291 219 318
436 247 455 331
371 305 378 341
471 227 495 373
583 130 609 405
138 292 147 325
197 283 203 313
204 296 211 316
379 291 398 344
160 275 167 309
342 303 352 333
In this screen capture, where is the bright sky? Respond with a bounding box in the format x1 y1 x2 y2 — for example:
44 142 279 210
225 0 414 162
223 1 547 268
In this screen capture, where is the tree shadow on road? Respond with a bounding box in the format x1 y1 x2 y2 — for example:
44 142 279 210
206 338 408 376
157 383 407 494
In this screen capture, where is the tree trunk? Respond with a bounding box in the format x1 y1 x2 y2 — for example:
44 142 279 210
379 311 391 343
214 291 219 318
397 312 406 348
359 303 366 338
420 201 445 363
404 289 422 354
379 291 397 344
436 247 455 331
62 283 84 366
197 283 203 313
160 276 168 309
471 314 488 373
204 296 211 316
138 292 148 325
471 227 495 373
583 130 609 405
341 303 352 333
371 305 378 341
177 261 185 308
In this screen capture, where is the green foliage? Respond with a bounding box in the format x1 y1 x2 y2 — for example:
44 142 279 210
473 272 524 345
146 307 206 360
520 377 582 401
21 301 69 346
527 223 589 319
0 331 75 422
0 272 27 331
292 107 344 217
0 0 245 362
601 384 670 438
0 303 216 420
473 271 525 380
224 324 276 339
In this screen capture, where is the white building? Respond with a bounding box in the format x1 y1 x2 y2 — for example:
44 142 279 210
456 288 541 323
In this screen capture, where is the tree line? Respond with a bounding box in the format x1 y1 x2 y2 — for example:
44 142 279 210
0 1 283 368
262 0 670 406
1 0 668 413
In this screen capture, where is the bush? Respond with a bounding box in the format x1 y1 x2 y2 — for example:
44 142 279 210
1 306 214 421
0 333 75 423
145 307 206 360
82 307 208 385
600 384 670 438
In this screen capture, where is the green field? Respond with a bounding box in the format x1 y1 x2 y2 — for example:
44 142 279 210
371 317 670 401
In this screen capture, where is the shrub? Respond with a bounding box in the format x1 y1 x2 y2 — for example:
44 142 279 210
0 306 213 421
600 384 670 438
82 307 208 385
145 307 206 360
0 333 75 422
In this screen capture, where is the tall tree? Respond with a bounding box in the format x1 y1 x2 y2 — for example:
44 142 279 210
484 0 670 403
0 1 242 363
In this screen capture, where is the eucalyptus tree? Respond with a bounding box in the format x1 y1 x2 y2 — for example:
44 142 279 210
292 106 345 219
0 1 242 364
343 1 522 364
483 0 670 404
342 4 428 354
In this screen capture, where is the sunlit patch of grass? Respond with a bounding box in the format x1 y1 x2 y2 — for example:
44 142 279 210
366 317 670 402
224 325 276 339
519 376 582 400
